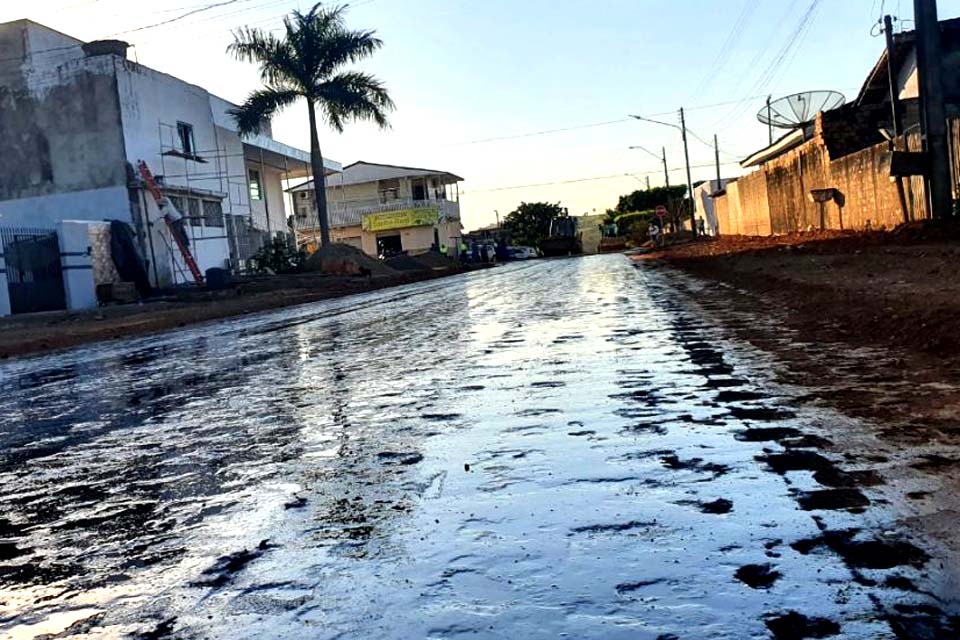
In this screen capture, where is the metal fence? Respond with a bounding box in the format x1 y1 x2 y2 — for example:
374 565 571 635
0 226 66 314
227 215 271 269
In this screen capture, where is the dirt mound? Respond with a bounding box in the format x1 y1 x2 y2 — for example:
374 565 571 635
303 243 395 276
408 252 460 270
384 252 460 273
383 254 428 272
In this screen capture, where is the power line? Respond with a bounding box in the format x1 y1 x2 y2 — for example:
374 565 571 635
461 161 743 195
105 0 261 38
443 94 785 148
714 0 822 132
709 0 804 129
446 118 632 147
0 0 294 68
687 0 760 100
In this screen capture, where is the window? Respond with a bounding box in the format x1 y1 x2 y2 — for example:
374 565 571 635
177 122 196 156
187 198 201 222
202 200 224 228
168 195 184 216
249 169 262 201
379 178 400 203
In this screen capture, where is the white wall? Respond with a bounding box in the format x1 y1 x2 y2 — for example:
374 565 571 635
0 186 130 229
116 63 225 197
116 63 232 285
693 179 729 236
246 161 288 236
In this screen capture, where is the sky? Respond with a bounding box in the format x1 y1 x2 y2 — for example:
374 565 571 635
3 0 960 230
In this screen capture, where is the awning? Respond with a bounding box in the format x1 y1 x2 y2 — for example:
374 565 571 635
243 135 341 180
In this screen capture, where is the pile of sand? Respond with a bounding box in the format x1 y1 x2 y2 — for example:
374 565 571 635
409 252 460 270
384 251 460 273
303 243 396 276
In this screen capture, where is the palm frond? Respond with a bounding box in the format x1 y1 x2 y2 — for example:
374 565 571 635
229 27 303 88
316 70 394 133
288 3 348 81
231 2 393 136
316 27 383 79
230 87 302 136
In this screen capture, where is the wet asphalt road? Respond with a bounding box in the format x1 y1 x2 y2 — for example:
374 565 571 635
0 255 954 639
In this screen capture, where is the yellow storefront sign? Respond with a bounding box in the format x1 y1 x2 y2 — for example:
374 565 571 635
362 208 439 232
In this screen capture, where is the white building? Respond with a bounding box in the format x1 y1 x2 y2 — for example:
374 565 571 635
289 161 463 257
0 19 340 291
692 178 732 236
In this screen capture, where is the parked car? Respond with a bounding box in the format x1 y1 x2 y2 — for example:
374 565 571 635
508 246 538 260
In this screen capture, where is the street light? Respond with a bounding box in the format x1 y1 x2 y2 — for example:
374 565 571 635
630 110 697 237
628 143 670 189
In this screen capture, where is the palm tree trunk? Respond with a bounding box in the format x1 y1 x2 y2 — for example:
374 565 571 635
307 99 331 247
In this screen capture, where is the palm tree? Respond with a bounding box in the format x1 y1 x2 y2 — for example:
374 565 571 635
228 2 394 248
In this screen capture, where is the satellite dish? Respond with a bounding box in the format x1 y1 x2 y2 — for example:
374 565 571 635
757 91 845 129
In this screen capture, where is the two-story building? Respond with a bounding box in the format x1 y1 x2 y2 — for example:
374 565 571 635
0 19 340 290
289 161 463 258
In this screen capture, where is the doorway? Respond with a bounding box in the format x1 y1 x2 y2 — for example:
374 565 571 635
377 234 402 258
412 180 426 201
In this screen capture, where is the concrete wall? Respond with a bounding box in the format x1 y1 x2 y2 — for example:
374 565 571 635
327 180 381 212
693 179 730 236
0 23 129 223
734 170 772 236
714 120 928 236
0 186 129 229
116 62 224 196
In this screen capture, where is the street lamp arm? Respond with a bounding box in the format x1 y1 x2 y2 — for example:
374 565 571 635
628 144 663 161
629 114 681 131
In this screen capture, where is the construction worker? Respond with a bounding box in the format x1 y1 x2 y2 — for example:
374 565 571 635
439 243 448 257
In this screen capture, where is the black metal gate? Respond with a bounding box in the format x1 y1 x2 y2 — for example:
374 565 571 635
2 227 66 314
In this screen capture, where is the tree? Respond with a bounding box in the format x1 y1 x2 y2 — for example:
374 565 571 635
611 185 688 233
502 202 566 249
229 3 394 247
613 185 687 215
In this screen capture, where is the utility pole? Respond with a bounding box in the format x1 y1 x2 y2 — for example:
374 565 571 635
883 15 902 135
885 13 912 223
645 175 651 190
662 147 670 188
680 107 697 237
914 0 952 219
714 134 722 190
767 96 773 145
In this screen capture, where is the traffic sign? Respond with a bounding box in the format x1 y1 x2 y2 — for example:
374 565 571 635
655 205 667 218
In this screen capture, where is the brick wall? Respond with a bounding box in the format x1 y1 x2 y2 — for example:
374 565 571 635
715 184 731 235
713 114 934 236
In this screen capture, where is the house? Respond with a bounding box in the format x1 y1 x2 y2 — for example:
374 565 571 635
0 19 340 293
290 161 463 257
714 17 960 236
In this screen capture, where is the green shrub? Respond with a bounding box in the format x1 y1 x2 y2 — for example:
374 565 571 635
251 237 306 274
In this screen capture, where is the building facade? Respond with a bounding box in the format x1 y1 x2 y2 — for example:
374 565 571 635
290 161 463 257
0 19 340 288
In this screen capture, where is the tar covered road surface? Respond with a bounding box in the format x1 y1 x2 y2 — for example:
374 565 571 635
0 255 956 639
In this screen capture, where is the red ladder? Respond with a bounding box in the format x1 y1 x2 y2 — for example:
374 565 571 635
137 160 204 285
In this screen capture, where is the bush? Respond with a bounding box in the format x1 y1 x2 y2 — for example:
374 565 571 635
250 237 306 274
614 210 655 236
